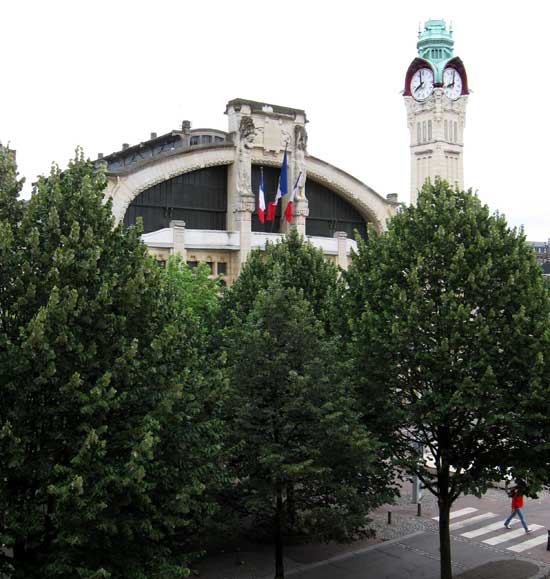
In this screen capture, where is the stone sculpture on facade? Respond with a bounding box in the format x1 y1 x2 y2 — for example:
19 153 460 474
285 124 309 233
237 116 256 196
294 125 307 200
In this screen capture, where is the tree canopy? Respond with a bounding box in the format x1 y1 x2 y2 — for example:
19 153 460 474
345 179 550 579
222 227 343 328
222 233 396 578
0 151 223 578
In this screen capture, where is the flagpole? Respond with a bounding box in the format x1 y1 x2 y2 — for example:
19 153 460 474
260 166 267 232
270 162 276 231
276 143 289 233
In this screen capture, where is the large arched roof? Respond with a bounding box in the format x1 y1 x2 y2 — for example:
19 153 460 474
104 142 397 232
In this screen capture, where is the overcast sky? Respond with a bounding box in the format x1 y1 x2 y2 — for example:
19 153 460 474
2 0 548 241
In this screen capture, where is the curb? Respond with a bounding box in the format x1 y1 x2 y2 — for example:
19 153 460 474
256 531 550 579
258 530 426 579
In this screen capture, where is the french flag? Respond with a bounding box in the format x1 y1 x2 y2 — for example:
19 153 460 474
258 167 266 224
285 172 302 223
267 147 288 221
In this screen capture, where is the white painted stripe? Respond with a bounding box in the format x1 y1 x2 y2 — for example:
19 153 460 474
432 507 478 521
483 524 543 546
462 519 518 538
449 512 497 530
507 532 548 553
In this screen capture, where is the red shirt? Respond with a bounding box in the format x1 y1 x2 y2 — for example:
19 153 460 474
512 495 524 509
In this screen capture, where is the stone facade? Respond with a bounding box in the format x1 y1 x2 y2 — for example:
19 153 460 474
101 98 399 284
405 89 467 203
529 238 550 276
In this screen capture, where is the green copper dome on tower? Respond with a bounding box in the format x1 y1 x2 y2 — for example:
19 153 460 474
417 19 454 83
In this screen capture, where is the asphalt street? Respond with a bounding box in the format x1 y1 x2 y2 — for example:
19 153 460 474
195 487 550 579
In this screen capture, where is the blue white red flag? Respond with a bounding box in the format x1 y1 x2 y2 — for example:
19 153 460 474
285 172 302 223
267 147 288 221
258 168 266 223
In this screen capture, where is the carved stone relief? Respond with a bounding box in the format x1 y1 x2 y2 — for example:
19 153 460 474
263 118 281 152
237 116 255 197
294 125 307 199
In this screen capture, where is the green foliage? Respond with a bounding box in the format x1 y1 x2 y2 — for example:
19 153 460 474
345 178 550 578
226 277 393 541
222 227 343 329
0 151 223 578
347 178 549 495
0 144 24 224
157 255 228 547
222 231 395 567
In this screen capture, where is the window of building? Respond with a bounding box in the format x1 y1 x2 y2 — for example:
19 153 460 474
217 262 227 275
422 121 426 142
417 122 421 144
428 120 432 141
201 135 212 144
206 261 214 273
187 260 198 269
157 259 166 268
444 120 448 141
214 136 224 143
190 136 199 146
123 165 228 233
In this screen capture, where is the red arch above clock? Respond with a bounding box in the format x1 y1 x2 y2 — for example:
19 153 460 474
443 57 469 96
403 58 434 96
404 57 469 96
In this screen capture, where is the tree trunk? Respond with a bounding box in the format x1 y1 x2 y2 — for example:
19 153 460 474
274 482 285 579
438 483 453 579
287 483 296 529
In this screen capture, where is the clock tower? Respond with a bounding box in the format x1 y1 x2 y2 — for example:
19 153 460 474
404 20 469 204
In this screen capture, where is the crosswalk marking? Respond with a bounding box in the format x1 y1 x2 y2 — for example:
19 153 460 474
435 507 549 553
483 524 543 546
507 533 548 553
461 519 518 538
432 507 478 521
449 512 497 531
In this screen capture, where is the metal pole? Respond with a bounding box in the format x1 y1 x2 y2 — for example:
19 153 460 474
412 475 423 503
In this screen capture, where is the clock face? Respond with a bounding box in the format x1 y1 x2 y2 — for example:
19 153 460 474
443 68 463 100
410 68 434 101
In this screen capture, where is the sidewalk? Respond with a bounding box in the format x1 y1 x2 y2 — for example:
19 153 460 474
192 489 550 579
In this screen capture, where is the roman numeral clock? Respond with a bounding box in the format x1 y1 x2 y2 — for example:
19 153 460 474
404 19 469 205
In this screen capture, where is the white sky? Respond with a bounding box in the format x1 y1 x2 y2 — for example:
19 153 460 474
2 0 548 241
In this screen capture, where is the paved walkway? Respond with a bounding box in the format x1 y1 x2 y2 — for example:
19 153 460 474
193 488 550 579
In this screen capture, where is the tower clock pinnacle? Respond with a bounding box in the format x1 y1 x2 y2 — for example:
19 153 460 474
404 19 469 204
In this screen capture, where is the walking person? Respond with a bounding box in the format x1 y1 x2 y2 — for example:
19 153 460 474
504 487 532 533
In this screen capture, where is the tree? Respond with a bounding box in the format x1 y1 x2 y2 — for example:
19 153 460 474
224 243 395 578
221 227 343 329
157 255 228 551
0 144 25 347
0 144 24 223
345 179 549 579
0 150 223 578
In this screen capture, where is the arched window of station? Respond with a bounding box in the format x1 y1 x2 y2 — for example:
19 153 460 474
123 166 228 233
306 179 368 239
